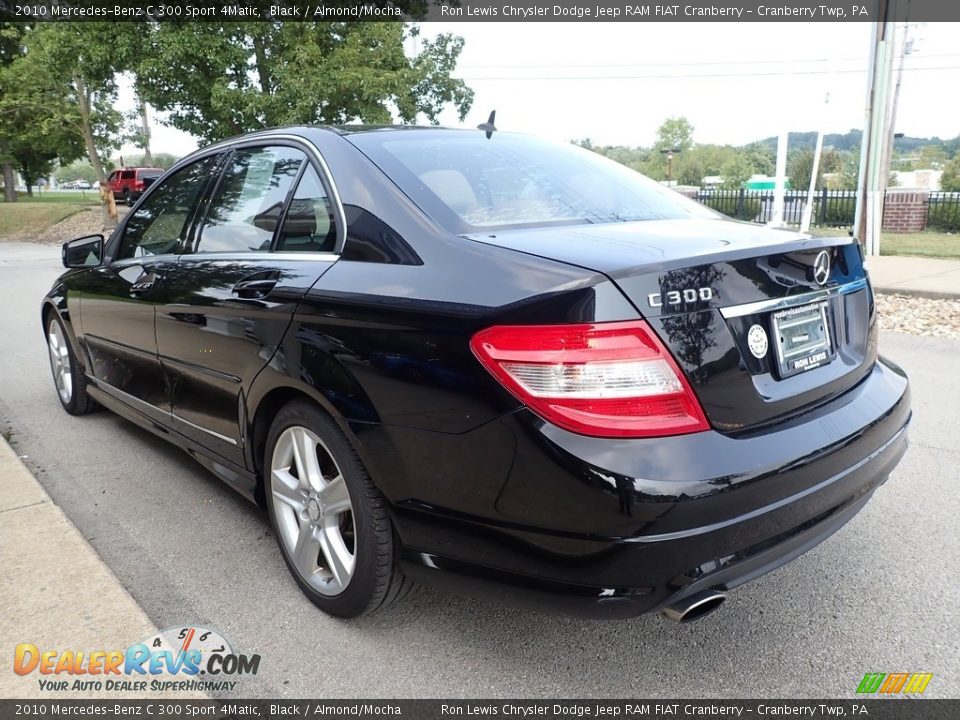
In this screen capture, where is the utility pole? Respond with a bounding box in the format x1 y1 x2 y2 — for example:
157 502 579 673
138 95 153 166
854 3 898 256
660 147 680 186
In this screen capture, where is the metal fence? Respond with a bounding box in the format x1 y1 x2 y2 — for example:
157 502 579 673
695 189 858 228
926 192 960 232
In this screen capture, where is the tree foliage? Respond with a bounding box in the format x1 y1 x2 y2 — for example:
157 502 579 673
940 156 960 192
134 23 473 142
0 24 88 196
787 149 825 192
20 23 129 181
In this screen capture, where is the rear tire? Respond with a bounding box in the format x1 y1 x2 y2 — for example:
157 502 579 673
123 190 132 206
46 313 97 416
264 401 412 617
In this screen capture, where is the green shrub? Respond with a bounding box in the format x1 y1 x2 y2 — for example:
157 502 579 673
820 201 856 227
926 201 960 232
703 195 762 222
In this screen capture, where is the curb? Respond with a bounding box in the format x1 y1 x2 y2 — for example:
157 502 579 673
0 436 205 699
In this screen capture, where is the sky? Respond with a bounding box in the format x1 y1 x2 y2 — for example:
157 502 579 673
118 22 960 158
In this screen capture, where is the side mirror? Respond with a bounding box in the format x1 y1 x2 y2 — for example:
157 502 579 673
62 235 104 269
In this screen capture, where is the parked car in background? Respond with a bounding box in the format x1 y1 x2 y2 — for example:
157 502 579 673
43 126 910 622
106 167 164 205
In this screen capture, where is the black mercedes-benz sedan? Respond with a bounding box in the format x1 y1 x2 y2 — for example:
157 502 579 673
42 126 910 622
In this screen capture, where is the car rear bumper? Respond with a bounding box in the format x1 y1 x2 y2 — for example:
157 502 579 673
388 356 911 618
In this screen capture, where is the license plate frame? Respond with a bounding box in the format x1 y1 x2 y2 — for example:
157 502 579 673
771 301 835 378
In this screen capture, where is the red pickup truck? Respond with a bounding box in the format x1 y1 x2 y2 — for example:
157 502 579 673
106 167 164 205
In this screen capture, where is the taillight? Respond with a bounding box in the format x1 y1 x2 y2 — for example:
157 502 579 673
470 320 709 438
134 180 144 190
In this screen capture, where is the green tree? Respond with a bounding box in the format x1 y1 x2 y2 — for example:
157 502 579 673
0 24 85 199
788 149 825 192
719 154 753 190
742 142 775 176
940 156 960 192
55 160 99 185
654 116 694 153
134 23 473 143
646 116 694 181
23 23 129 182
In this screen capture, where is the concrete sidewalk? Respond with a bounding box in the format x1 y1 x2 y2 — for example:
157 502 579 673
867 255 960 299
0 437 202 699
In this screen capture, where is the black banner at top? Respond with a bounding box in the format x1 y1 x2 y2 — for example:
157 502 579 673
1 0 958 23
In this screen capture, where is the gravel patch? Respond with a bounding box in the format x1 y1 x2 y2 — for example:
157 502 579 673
876 292 960 339
32 206 128 245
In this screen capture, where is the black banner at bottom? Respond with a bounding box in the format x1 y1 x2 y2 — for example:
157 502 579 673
1 700 958 720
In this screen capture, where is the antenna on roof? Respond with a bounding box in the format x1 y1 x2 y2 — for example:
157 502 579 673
477 110 497 139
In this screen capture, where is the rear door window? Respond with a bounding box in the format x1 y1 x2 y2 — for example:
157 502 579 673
194 146 306 254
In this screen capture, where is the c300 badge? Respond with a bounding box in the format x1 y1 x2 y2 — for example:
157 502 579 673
747 324 769 359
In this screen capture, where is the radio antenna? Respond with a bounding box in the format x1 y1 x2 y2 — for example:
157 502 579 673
477 110 497 139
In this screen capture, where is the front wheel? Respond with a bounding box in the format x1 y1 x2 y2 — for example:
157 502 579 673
264 401 412 617
46 313 97 415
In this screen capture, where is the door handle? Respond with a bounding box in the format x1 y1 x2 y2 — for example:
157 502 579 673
129 273 158 296
232 271 280 299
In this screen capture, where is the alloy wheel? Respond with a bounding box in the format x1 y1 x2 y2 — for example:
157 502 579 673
270 426 356 595
47 319 73 404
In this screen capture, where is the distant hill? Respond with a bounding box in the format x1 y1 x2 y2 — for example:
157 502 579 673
755 130 959 154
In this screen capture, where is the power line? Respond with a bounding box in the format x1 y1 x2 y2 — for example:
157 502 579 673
455 65 960 81
457 53 960 71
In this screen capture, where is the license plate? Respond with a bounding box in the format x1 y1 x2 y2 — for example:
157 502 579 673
771 301 834 378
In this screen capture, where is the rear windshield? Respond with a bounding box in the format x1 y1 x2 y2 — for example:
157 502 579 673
350 131 714 232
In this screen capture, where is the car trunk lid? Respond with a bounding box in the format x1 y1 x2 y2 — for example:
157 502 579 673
466 218 877 433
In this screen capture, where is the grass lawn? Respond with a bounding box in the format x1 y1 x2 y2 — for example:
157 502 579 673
0 197 98 240
15 190 100 203
793 226 960 259
879 231 960 259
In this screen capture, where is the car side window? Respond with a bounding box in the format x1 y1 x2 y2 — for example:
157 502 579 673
116 155 220 261
195 146 305 254
275 165 337 253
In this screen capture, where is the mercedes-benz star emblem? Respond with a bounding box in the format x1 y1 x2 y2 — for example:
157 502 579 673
813 250 831 286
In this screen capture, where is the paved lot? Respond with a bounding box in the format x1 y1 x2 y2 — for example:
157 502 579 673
0 241 957 698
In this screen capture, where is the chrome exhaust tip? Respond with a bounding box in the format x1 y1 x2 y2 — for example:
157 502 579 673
661 589 727 623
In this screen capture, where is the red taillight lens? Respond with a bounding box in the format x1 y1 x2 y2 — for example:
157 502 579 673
470 320 709 438
134 180 144 190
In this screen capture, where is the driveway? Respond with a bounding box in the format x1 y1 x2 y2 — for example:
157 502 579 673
0 241 956 698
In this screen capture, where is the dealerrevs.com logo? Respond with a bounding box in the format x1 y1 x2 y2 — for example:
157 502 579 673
13 626 261 693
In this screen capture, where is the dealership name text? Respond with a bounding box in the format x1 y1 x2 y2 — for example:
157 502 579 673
440 4 869 19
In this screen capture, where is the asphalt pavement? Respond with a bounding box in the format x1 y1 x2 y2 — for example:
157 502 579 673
0 240 957 699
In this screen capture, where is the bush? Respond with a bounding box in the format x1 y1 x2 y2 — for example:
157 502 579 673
927 201 960 232
820 200 856 227
703 195 762 221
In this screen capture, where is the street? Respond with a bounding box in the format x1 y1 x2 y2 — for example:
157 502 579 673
0 240 957 698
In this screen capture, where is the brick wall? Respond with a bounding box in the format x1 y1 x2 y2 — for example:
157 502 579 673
882 191 929 233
